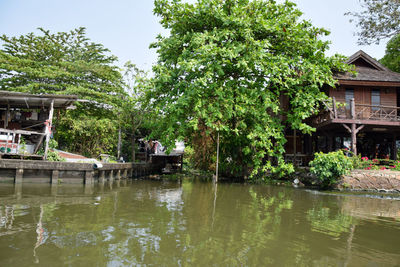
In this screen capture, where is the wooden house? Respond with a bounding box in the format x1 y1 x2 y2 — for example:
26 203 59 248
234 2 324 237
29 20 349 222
286 50 400 165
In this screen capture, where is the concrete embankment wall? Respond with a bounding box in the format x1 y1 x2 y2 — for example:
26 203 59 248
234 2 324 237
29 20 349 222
338 169 400 192
0 159 162 184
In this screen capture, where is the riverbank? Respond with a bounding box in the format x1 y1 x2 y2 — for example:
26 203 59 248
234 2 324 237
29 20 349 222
173 168 400 193
0 159 162 184
337 169 400 193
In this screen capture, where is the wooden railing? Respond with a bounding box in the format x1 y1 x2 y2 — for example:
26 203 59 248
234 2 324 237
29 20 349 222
312 98 400 125
0 128 45 155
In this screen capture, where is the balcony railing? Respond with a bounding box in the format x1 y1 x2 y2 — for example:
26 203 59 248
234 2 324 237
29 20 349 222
311 97 400 125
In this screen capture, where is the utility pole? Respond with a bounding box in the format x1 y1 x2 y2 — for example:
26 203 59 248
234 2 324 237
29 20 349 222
215 132 220 183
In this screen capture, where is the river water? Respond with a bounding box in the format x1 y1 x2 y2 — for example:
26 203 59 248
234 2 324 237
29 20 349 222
0 179 399 266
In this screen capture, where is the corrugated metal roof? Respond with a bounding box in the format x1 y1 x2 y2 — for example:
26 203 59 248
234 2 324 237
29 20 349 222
0 91 79 109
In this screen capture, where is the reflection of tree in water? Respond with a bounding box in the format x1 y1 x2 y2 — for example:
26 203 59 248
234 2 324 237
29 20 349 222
176 185 295 266
307 206 355 238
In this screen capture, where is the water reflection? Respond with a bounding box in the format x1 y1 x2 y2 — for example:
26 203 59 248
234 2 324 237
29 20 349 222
0 180 399 266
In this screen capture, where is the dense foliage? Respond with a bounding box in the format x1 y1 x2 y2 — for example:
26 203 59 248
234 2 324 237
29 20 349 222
346 0 400 45
380 34 400 72
0 28 145 158
0 27 125 106
309 150 353 188
149 0 350 177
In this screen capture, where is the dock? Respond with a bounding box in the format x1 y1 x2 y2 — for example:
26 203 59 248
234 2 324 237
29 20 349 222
0 159 163 184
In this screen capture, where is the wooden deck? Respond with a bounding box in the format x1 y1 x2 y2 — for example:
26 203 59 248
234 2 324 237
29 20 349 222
312 97 400 129
310 97 400 156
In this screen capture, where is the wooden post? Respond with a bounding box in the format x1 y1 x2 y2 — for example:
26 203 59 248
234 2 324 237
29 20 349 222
350 98 357 155
5 104 9 129
351 123 357 155
11 130 15 153
116 170 121 180
123 169 128 179
293 129 297 166
44 100 54 160
332 97 337 119
215 132 220 183
342 122 364 156
327 134 333 152
6 132 10 151
393 134 397 161
16 134 21 154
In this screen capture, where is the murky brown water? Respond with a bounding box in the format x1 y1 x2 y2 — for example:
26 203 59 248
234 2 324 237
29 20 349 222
0 179 399 266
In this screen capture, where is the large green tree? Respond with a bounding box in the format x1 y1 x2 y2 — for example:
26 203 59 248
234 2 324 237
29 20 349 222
149 0 349 177
346 0 400 45
0 28 126 156
380 34 400 72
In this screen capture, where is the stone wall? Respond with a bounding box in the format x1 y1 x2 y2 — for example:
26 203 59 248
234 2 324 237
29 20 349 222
338 169 400 192
0 159 163 184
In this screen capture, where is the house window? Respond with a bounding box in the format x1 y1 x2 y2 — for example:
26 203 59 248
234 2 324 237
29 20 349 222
371 89 380 111
345 88 354 109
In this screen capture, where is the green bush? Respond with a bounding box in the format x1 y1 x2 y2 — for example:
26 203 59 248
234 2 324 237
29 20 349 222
37 139 65 162
309 150 353 188
46 150 66 162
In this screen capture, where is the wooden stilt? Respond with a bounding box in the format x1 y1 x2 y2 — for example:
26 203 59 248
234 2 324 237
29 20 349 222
327 134 333 152
393 134 397 160
5 104 9 129
342 123 364 156
351 123 357 155
293 129 297 166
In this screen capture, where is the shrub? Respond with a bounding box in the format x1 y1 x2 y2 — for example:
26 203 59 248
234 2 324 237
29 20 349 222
37 139 65 162
46 150 66 162
309 150 353 188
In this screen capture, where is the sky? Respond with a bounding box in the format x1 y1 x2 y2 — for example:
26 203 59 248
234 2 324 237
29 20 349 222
0 0 388 71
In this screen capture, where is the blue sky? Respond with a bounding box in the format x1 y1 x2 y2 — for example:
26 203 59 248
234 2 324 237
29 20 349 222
0 0 387 71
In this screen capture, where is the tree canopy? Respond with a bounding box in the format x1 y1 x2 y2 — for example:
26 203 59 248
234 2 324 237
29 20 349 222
0 27 125 111
0 28 142 157
149 0 350 177
380 34 400 72
346 0 400 45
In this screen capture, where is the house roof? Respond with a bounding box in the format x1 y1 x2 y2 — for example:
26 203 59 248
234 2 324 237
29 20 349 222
0 91 79 109
335 50 400 84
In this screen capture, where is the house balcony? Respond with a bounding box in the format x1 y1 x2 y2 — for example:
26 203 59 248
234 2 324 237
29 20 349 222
311 97 400 128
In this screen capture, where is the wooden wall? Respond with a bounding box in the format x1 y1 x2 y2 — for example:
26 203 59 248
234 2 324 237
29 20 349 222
329 86 397 107
329 86 345 103
381 88 397 107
